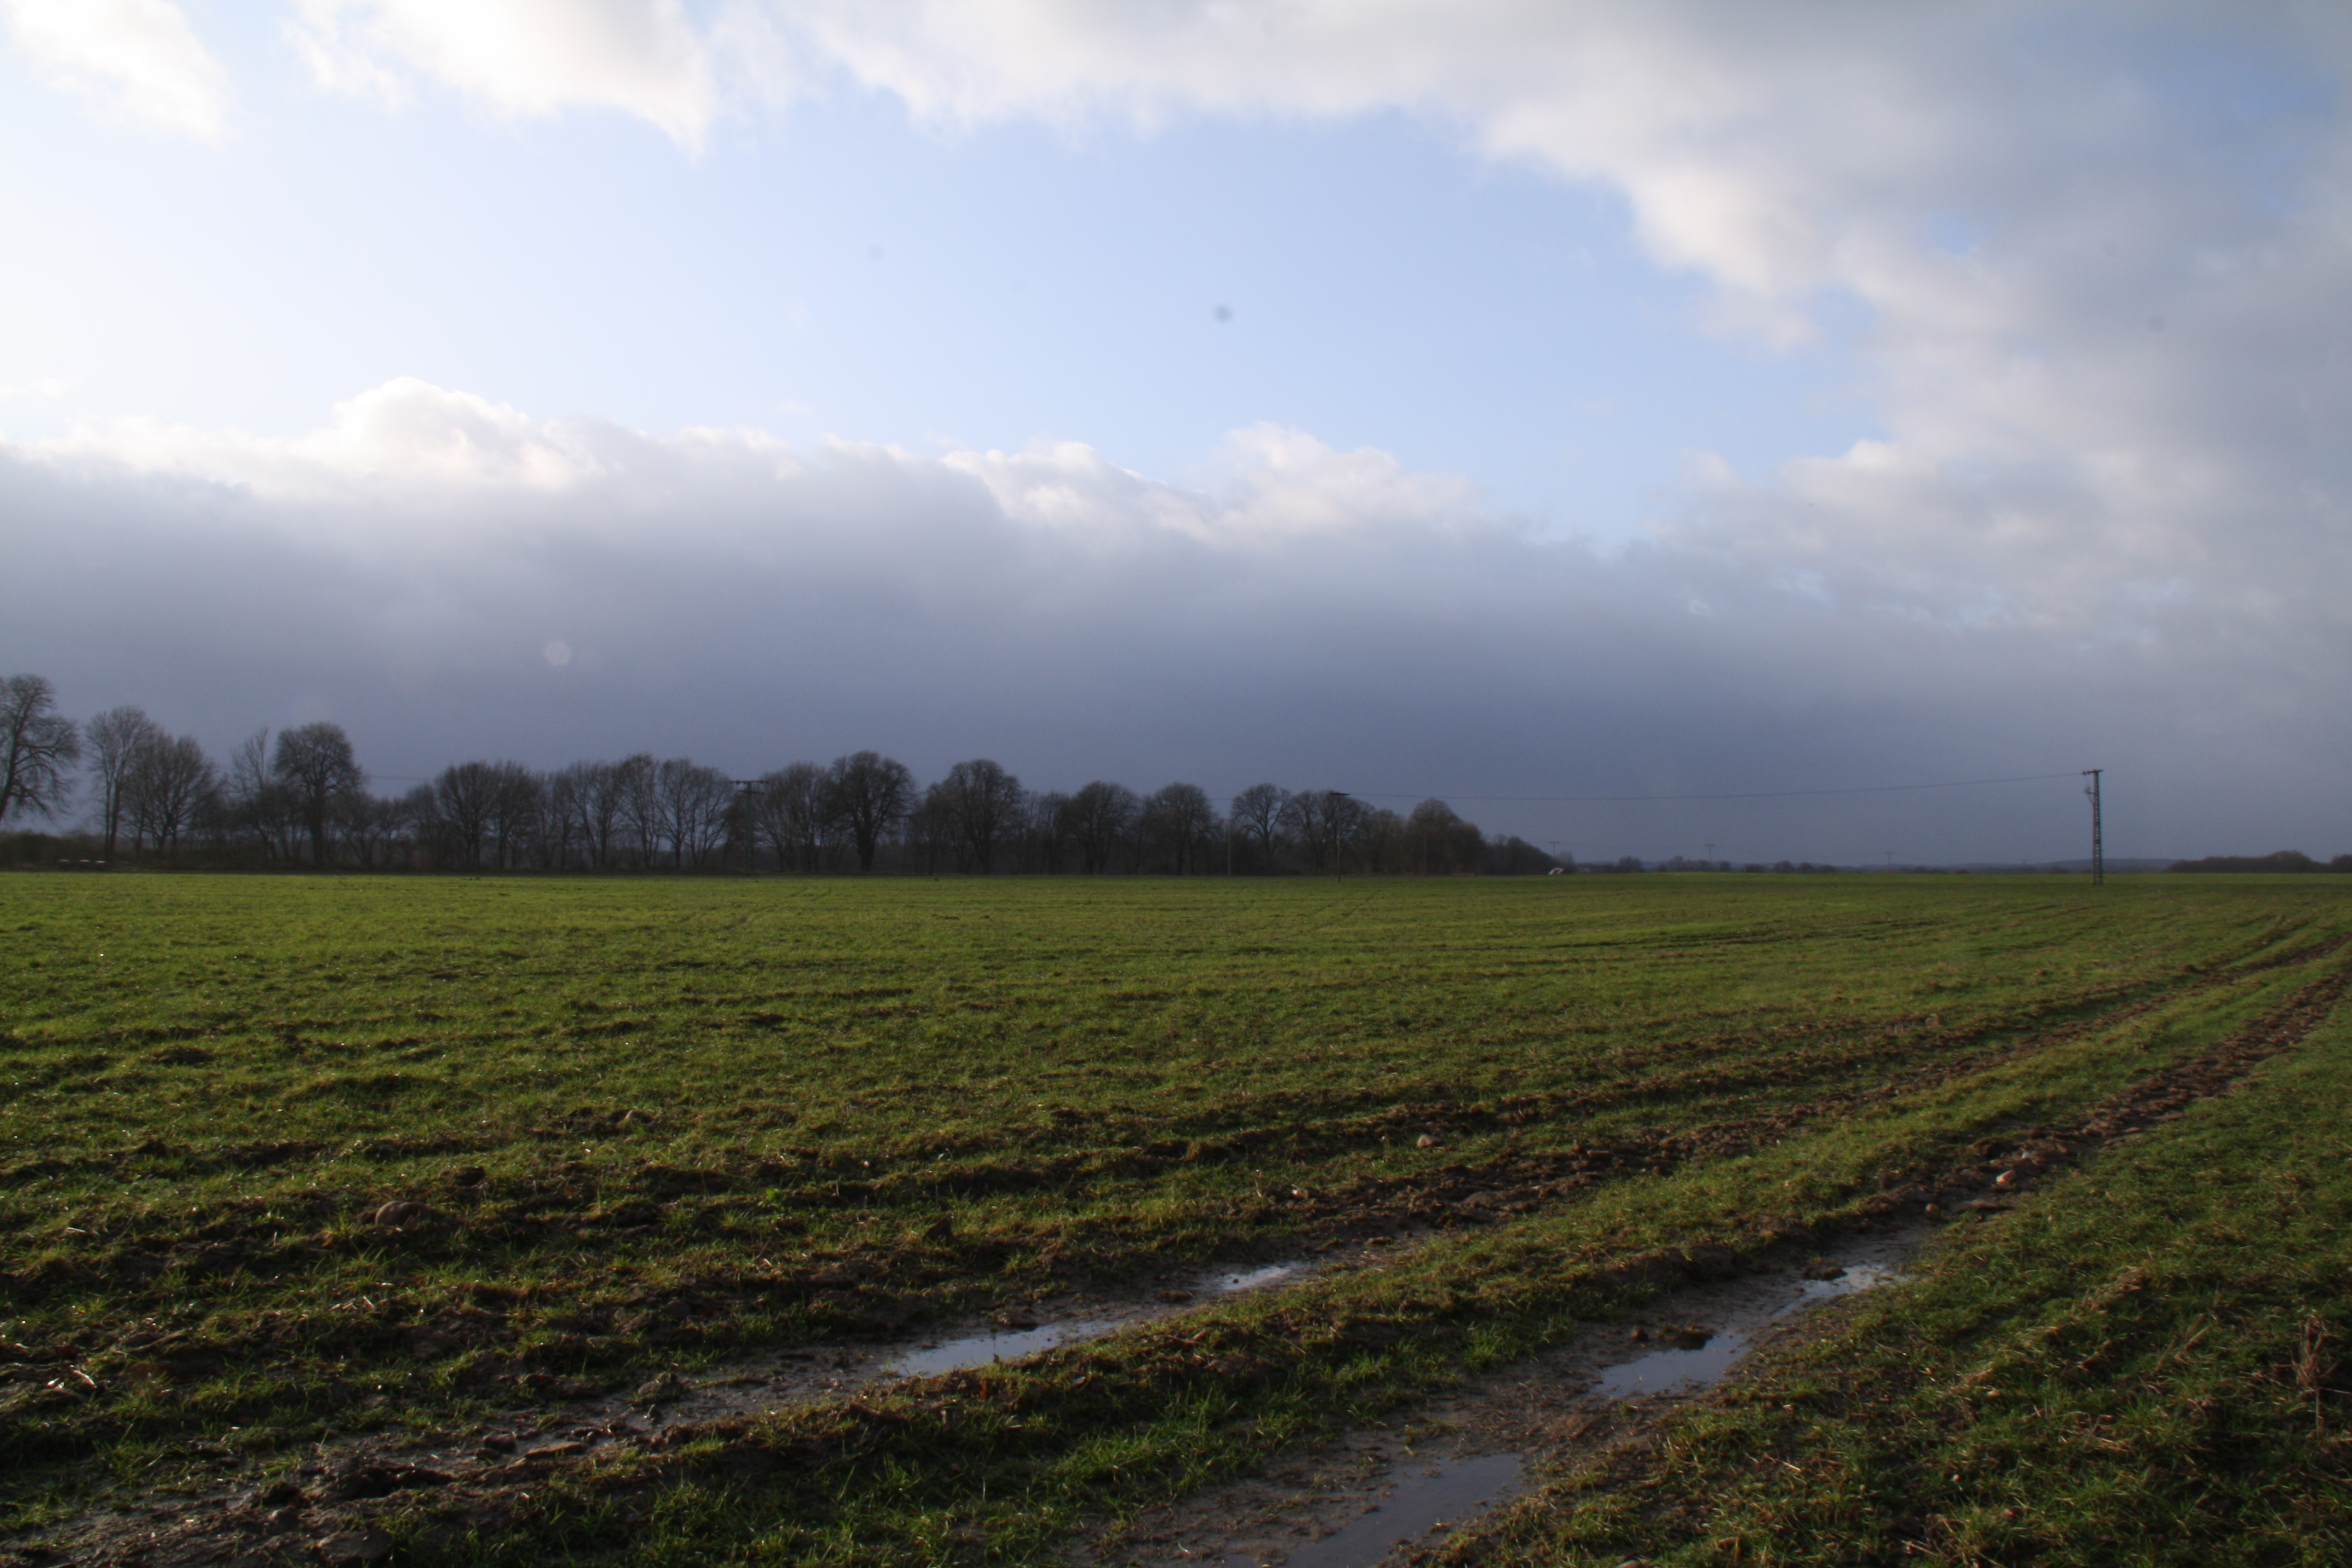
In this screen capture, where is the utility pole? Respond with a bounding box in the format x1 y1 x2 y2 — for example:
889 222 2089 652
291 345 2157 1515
1704 841 1715 868
1883 851 1893 872
2082 769 2103 886
1330 791 1350 881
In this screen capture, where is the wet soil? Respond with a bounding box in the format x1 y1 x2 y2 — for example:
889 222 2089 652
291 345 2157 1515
1086 960 2352 1567
1097 1228 1921 1568
0 1255 1338 1567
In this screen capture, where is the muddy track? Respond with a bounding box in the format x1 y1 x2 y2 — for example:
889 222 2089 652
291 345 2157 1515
1086 958 2352 1567
5 955 2341 1568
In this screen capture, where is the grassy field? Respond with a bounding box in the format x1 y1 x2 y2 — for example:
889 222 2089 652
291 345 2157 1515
1 871 2347 1564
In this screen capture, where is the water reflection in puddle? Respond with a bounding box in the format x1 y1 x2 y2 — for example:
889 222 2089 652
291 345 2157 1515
1597 1260 1903 1400
1233 1453 1524 1568
882 1259 1308 1379
883 1319 1118 1379
1215 1263 1301 1293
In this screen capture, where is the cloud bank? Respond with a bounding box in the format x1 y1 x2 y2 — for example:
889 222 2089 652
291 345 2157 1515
9 378 2345 864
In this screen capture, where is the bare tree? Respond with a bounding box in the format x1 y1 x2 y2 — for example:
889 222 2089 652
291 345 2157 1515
488 761 545 869
125 733 218 860
1228 782 1289 872
1067 780 1140 874
336 791 409 871
938 758 1024 873
400 783 443 866
909 783 959 874
826 751 914 873
0 675 82 827
1143 782 1219 874
1359 806 1406 873
84 705 162 861
1025 789 1072 873
545 764 590 869
753 761 835 872
655 757 731 868
547 760 624 867
272 722 365 867
1406 798 1485 875
1281 789 1367 872
435 761 498 867
223 729 298 860
614 753 661 867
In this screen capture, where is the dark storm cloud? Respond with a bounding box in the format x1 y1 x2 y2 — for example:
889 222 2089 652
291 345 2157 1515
6 379 2344 865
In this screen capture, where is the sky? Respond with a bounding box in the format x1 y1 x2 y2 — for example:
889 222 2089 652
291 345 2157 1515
3 0 2348 866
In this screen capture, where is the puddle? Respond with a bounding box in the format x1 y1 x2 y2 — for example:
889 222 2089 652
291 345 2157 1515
1128 1230 1922 1568
880 1258 1313 1380
1596 1260 1903 1400
883 1319 1121 1378
1215 1263 1303 1294
1233 1453 1523 1568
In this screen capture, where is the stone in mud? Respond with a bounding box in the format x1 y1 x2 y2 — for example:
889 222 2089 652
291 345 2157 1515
1800 1262 1846 1281
1416 1134 1440 1149
1666 1328 1711 1351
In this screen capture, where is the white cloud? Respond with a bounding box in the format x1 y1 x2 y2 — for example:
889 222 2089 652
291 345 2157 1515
719 2 2352 650
286 0 728 147
2 0 229 139
241 5 2352 642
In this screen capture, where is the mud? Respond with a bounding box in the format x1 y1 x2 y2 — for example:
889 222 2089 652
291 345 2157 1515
0 1251 1336 1568
1105 1228 1921 1568
1097 961 2352 1568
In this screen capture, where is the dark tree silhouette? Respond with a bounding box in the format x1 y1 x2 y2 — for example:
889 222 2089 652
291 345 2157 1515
939 758 1024 873
84 705 161 861
1143 782 1219 874
1228 782 1289 872
435 761 499 867
0 674 81 826
272 722 365 867
1067 780 1140 874
755 762 835 872
125 732 218 859
827 751 914 873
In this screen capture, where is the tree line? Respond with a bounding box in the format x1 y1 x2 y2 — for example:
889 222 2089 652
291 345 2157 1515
0 674 1564 876
2165 851 2352 874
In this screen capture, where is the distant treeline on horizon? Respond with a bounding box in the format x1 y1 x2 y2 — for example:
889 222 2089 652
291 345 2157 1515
2 673 1579 877
2166 851 2352 874
8 676 2345 878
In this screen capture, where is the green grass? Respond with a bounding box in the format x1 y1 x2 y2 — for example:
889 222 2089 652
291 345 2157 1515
1 871 2346 1560
1457 987 2352 1567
